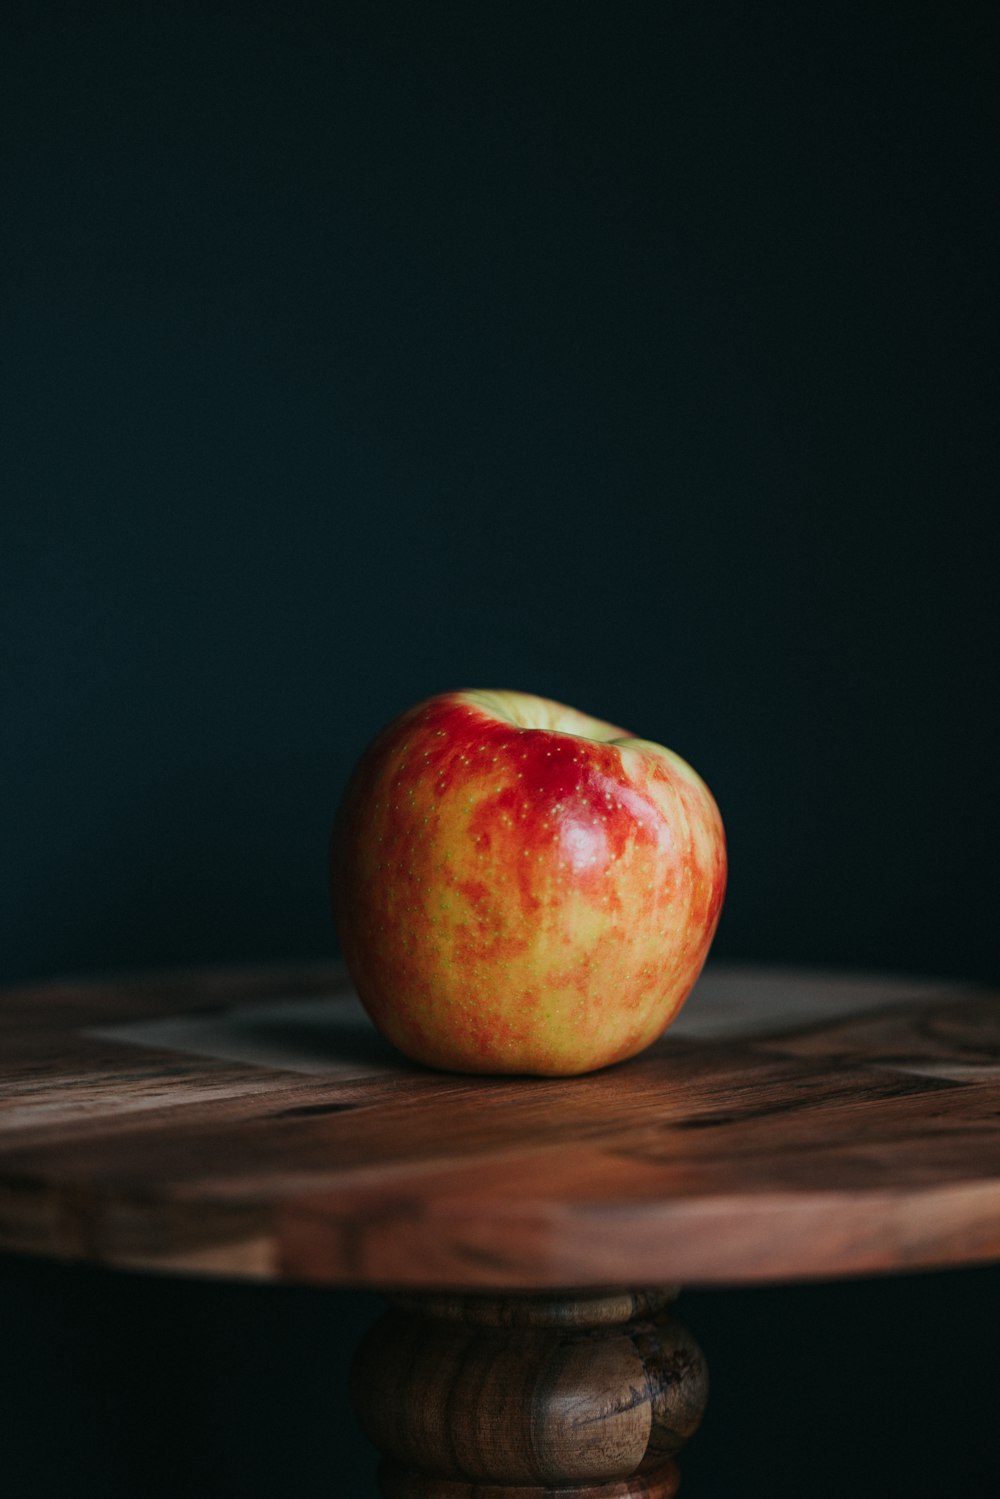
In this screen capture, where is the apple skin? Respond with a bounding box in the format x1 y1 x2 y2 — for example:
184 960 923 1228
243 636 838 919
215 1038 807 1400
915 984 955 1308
330 690 727 1076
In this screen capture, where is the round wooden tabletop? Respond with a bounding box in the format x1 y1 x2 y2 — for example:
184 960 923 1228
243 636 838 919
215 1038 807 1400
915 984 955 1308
3 962 1000 1289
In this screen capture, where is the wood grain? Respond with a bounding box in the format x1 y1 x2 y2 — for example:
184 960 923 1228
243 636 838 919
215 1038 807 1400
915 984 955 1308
352 1291 700 1498
3 962 1000 1286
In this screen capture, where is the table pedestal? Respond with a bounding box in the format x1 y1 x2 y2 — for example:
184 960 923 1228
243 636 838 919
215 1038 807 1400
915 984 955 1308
352 1289 707 1498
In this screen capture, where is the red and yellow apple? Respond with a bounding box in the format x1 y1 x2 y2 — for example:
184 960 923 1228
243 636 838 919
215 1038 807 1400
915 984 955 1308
330 690 726 1076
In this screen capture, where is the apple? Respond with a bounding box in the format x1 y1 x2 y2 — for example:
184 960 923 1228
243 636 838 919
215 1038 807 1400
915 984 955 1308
330 690 727 1076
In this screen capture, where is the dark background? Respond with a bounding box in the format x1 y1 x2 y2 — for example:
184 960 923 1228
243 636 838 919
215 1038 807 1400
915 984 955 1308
3 4 998 1495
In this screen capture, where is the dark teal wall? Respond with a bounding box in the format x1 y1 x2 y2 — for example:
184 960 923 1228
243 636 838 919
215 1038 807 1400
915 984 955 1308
3 5 998 1496
5 1256 1000 1497
5 3 998 991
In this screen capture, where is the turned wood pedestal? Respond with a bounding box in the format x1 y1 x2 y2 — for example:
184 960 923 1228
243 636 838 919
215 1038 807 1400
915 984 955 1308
4 962 1000 1494
353 1289 705 1497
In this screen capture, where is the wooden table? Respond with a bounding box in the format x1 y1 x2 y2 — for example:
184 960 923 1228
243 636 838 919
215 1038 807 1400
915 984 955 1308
3 962 1000 1496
